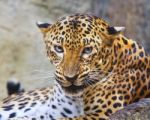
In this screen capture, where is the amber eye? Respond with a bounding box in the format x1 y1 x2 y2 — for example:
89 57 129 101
82 47 93 54
54 45 64 53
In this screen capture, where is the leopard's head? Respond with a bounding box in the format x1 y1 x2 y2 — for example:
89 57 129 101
37 14 125 95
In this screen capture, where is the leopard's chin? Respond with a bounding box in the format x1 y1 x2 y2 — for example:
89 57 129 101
62 84 85 96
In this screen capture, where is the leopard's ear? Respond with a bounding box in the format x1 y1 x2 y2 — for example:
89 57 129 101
36 21 51 35
107 26 125 35
103 26 125 46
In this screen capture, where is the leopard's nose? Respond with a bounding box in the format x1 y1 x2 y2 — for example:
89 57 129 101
64 74 78 82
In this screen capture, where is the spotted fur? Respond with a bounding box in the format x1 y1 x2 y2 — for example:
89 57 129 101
0 83 83 120
37 14 150 120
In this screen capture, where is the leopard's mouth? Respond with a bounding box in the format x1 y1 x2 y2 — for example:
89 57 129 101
62 84 85 95
55 74 86 95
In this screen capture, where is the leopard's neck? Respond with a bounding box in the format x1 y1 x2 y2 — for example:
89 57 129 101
101 34 149 74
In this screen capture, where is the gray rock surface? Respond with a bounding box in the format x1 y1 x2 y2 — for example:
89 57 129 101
110 98 150 120
92 0 150 53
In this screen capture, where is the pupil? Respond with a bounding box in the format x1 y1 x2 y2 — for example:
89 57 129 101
84 47 92 54
58 46 61 51
86 48 90 51
54 45 63 53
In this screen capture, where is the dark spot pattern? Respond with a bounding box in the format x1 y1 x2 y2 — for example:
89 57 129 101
24 108 31 112
113 103 122 108
52 105 57 109
2 104 14 111
63 107 72 114
61 112 67 117
9 112 16 118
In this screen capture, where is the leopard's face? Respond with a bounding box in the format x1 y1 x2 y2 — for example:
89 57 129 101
37 14 125 95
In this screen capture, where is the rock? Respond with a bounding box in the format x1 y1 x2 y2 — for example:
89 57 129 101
109 98 150 120
92 0 150 53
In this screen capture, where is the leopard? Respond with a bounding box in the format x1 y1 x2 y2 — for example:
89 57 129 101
0 14 150 120
26 14 149 120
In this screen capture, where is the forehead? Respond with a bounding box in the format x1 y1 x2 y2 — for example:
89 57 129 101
46 15 108 48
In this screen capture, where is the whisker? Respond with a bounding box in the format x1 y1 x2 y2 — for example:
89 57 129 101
31 69 54 73
19 69 55 79
19 74 54 79
19 73 55 81
21 75 55 79
84 79 94 87
21 68 54 74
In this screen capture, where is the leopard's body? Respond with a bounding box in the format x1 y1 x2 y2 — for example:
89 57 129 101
0 14 150 120
0 83 83 120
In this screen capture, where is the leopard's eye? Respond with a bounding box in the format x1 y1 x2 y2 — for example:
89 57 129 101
82 47 93 54
54 45 64 53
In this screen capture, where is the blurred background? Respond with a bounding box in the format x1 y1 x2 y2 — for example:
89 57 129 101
0 0 150 99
